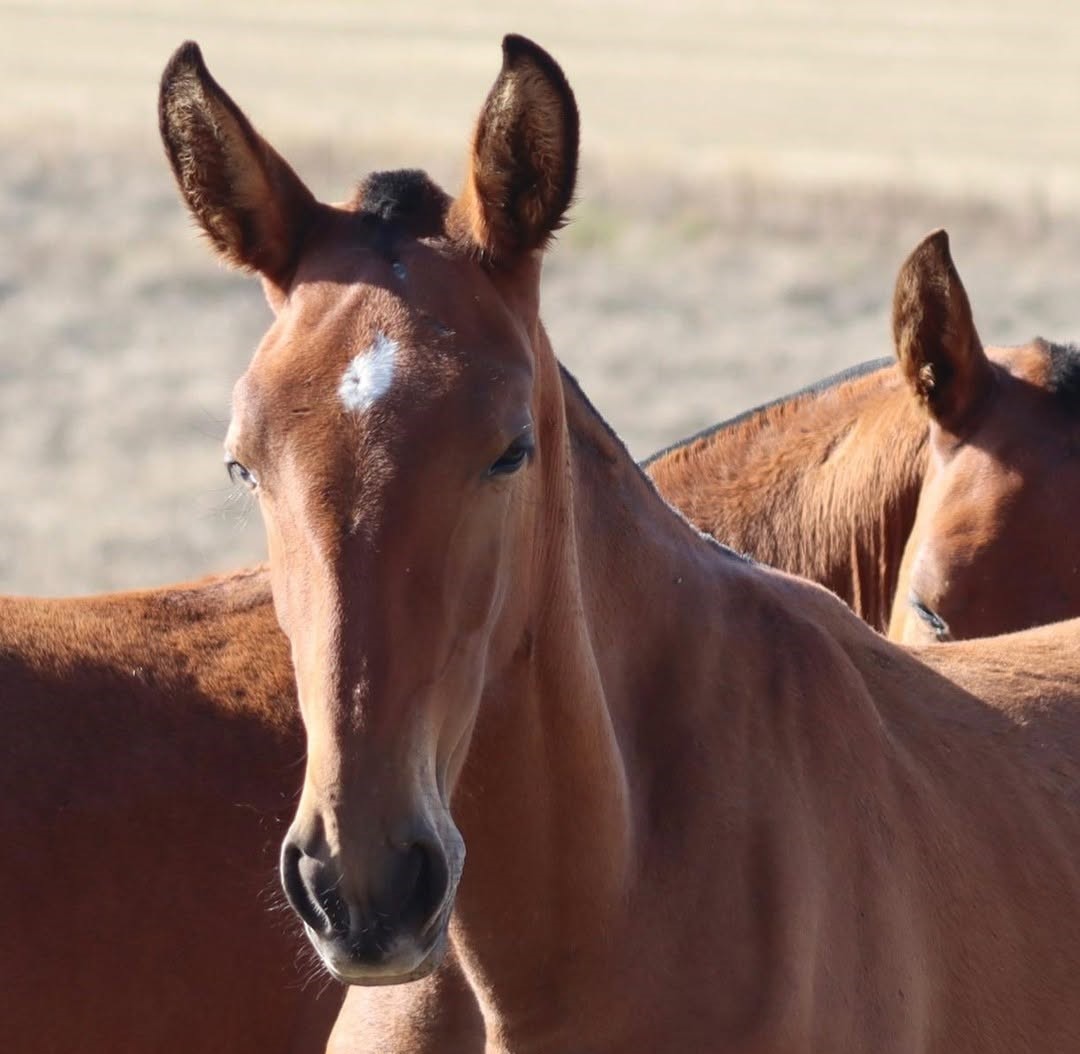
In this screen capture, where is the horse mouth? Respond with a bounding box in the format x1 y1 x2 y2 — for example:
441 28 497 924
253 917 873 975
308 918 451 987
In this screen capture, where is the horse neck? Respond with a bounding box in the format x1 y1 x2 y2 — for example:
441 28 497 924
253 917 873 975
449 342 766 1047
647 363 928 631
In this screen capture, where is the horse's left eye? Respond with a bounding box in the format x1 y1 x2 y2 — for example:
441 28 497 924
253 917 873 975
226 458 258 490
488 436 533 477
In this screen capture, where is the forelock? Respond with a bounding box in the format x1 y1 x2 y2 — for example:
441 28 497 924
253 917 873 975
1045 341 1080 415
348 169 450 239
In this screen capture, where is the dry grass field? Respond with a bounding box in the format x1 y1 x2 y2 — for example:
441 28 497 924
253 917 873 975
2 0 1078 594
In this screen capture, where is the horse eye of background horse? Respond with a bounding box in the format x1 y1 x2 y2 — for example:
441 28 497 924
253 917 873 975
909 594 952 642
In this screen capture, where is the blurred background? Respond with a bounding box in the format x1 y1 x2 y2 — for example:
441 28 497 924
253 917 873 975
1 0 1078 593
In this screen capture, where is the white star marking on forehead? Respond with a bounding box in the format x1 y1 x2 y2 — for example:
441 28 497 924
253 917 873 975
338 332 398 412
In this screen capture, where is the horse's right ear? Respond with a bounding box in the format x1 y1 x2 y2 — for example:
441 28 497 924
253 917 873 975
892 229 992 431
450 35 579 263
159 42 316 298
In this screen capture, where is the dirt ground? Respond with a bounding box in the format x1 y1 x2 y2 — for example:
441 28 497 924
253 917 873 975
3 1 1079 594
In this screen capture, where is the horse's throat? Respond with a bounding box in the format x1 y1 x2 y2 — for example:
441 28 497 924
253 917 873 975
446 581 637 1030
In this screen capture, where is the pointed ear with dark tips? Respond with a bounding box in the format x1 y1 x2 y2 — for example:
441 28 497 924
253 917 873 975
158 41 316 294
892 229 992 430
450 34 579 262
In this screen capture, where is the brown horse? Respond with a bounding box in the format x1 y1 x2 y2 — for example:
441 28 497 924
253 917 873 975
161 32 1080 1053
0 569 346 1054
14 40 1074 1053
887 229 1080 643
1 368 925 1053
15 73 1073 1054
14 245 1065 1052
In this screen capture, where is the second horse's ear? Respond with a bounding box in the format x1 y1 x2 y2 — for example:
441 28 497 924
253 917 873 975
450 34 579 262
159 41 317 302
892 229 993 432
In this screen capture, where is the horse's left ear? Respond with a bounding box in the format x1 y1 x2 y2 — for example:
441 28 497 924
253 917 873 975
159 42 317 301
450 35 579 262
892 229 993 431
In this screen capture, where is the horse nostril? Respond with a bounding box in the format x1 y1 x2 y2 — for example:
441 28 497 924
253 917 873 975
280 840 349 936
282 831 452 957
396 840 450 934
280 842 320 931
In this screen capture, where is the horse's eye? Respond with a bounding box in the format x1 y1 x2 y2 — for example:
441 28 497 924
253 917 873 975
226 458 258 490
488 435 534 477
910 594 952 642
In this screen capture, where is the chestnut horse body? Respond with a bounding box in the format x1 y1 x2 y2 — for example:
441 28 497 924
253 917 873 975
647 355 925 631
3 358 928 1054
158 32 1080 1054
0 570 346 1054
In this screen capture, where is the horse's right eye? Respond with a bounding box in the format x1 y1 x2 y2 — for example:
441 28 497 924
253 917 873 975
226 458 258 490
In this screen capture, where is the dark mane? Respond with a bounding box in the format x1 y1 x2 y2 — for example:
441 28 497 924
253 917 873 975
349 169 450 239
1045 341 1080 414
640 356 893 469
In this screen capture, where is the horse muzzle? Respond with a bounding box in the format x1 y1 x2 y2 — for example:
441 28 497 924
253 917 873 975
279 820 462 985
